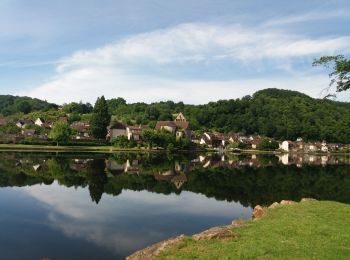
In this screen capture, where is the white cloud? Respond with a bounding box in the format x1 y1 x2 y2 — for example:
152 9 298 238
21 22 350 104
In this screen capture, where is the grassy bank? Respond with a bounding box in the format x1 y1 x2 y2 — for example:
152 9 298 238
158 201 350 259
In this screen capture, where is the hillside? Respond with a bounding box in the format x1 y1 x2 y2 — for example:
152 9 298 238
1 89 350 143
0 95 58 116
109 89 350 143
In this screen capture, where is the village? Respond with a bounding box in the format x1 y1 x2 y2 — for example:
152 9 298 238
0 112 349 154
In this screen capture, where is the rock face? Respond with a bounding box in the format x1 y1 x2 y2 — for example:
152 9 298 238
252 205 267 220
192 225 235 241
127 235 185 260
268 202 280 209
301 198 317 202
280 200 296 205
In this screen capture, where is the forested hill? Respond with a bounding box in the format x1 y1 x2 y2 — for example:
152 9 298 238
0 95 57 116
108 88 350 143
1 89 350 143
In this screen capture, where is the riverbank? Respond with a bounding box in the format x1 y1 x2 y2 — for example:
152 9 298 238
128 200 350 259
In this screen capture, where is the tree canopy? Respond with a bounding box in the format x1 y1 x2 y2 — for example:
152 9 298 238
313 55 350 94
49 123 72 146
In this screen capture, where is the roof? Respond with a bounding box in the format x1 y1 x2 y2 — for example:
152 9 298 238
109 122 126 130
70 122 90 132
174 121 189 130
155 121 177 130
17 118 33 125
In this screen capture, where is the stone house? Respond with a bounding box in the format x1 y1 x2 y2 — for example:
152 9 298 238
200 132 226 148
126 125 148 141
22 129 36 137
70 122 91 139
107 122 127 139
155 112 191 140
280 140 294 152
16 119 34 129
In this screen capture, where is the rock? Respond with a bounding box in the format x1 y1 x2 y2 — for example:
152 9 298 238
268 202 280 209
127 235 185 260
252 205 266 220
231 219 245 227
301 198 317 202
280 200 295 205
192 225 234 241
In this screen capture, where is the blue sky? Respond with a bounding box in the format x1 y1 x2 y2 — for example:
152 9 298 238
0 0 349 104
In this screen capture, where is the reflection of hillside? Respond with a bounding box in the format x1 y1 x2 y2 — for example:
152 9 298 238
0 152 350 207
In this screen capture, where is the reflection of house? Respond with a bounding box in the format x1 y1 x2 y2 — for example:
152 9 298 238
70 122 91 139
105 160 125 175
154 170 175 181
33 164 41 171
171 174 187 189
125 160 140 174
155 112 191 139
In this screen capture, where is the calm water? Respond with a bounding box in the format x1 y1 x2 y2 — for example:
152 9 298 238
0 152 349 259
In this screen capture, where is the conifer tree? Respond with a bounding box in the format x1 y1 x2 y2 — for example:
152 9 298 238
90 96 110 139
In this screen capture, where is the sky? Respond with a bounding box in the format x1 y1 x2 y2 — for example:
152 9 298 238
0 0 349 104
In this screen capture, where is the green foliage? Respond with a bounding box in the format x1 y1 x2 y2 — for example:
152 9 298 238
0 122 21 134
0 95 57 116
111 136 137 148
90 96 110 139
313 55 350 93
257 138 279 150
62 101 93 114
49 123 72 145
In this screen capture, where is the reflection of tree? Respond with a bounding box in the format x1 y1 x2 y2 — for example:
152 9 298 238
87 159 108 204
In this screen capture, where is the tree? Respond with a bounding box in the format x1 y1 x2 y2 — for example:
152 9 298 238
49 123 71 146
90 96 110 139
313 55 350 94
16 100 32 114
257 138 279 151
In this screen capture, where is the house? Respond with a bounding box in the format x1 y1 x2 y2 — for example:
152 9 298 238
35 117 52 129
16 119 34 129
35 117 45 127
70 122 90 139
22 129 36 137
0 117 8 127
155 112 191 140
280 140 293 152
126 125 148 141
321 141 329 152
108 122 127 139
200 132 226 148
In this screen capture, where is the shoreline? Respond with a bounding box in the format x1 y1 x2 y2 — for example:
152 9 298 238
127 199 349 259
0 143 349 155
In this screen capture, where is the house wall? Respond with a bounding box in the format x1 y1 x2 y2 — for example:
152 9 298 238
110 129 127 139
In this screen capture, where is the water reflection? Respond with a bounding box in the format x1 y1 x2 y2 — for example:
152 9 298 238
0 152 349 259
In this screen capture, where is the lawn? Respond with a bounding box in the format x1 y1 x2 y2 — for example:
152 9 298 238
158 201 350 259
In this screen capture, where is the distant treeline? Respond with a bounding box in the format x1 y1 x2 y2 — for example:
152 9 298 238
2 88 350 143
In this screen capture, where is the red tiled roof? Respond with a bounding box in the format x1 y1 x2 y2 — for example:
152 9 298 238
155 121 177 130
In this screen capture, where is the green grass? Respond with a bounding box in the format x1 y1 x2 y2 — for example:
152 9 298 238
0 143 156 153
158 201 350 259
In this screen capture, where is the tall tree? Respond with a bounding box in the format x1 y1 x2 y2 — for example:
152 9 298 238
90 96 110 139
313 55 350 94
49 123 71 146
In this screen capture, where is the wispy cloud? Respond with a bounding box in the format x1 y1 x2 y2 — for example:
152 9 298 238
21 21 350 104
263 9 350 27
